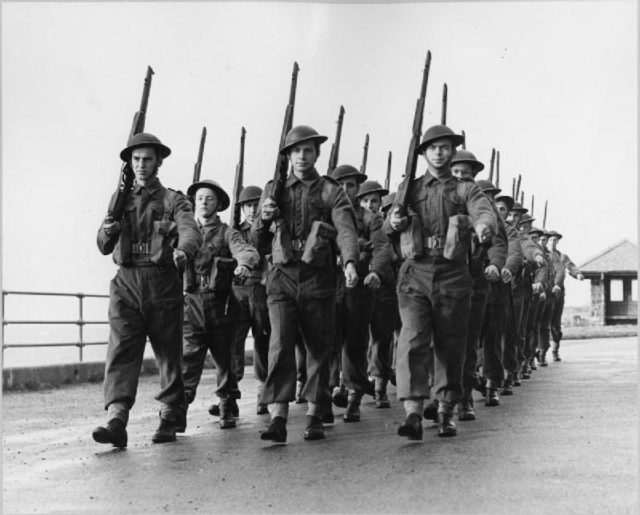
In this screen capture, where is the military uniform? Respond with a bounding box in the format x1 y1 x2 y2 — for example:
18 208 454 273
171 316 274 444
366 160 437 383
252 160 359 438
385 126 496 440
182 203 259 427
95 133 201 446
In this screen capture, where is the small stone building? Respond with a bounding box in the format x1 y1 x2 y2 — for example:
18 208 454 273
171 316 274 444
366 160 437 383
580 239 637 326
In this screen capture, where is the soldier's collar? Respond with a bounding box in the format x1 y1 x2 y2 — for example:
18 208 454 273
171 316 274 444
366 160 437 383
197 214 221 228
287 168 320 187
424 170 453 185
133 175 162 194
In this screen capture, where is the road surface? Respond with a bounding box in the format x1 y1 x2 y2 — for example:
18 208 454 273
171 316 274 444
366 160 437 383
3 337 637 514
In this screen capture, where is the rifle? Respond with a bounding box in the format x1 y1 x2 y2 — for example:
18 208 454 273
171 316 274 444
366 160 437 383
192 126 207 184
360 133 369 175
543 200 548 229
231 127 246 229
441 83 448 125
327 105 345 174
270 62 299 207
385 151 392 191
108 65 154 223
512 177 516 197
531 194 535 217
488 148 496 183
461 130 466 150
520 191 524 206
395 51 432 259
496 150 501 188
515 174 522 200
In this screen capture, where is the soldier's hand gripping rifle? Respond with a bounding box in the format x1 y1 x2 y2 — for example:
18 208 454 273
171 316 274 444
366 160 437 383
231 127 246 229
394 50 431 259
107 66 154 223
360 133 369 176
270 62 299 208
192 126 207 185
327 105 345 175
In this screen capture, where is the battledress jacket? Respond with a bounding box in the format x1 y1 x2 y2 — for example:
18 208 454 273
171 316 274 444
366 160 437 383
97 176 201 266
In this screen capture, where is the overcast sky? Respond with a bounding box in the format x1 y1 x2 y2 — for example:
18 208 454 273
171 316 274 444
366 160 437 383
2 1 637 308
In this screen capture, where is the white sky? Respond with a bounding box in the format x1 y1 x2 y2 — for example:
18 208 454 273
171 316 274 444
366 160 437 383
1 1 637 308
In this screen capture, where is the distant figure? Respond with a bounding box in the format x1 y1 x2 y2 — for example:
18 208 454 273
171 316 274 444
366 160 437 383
93 133 201 447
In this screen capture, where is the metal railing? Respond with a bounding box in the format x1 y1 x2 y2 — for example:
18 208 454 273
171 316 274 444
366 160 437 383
2 290 109 364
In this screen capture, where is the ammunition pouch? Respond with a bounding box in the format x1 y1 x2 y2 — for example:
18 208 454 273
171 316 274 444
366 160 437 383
270 219 295 265
399 215 424 260
113 219 133 265
443 215 473 264
150 219 178 263
301 220 337 267
192 256 237 295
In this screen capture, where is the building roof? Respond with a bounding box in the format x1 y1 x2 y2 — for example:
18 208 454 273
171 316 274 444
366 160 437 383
580 239 637 275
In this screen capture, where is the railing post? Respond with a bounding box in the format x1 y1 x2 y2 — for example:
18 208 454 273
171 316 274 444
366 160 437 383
78 294 84 363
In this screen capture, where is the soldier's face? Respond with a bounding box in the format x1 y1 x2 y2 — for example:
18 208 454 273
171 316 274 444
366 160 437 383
495 201 509 220
242 201 259 224
530 233 540 243
540 235 548 248
424 139 454 170
131 147 161 182
360 193 382 213
195 188 219 219
549 236 558 250
339 177 359 204
451 163 475 180
288 142 318 173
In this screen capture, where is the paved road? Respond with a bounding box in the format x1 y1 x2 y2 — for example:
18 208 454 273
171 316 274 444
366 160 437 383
3 337 637 514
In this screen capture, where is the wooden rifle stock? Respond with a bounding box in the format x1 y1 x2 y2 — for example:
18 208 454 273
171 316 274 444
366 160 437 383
192 126 207 184
109 66 154 222
327 105 345 174
360 133 369 175
231 127 246 229
385 151 392 191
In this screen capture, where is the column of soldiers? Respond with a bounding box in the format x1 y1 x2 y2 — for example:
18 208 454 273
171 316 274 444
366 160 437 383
92 123 583 448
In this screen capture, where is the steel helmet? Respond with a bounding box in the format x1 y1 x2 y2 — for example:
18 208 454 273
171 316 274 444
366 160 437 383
381 192 396 211
511 202 529 213
279 125 328 155
416 125 465 155
495 194 515 212
356 180 389 199
120 132 171 161
475 179 502 196
238 185 263 204
528 227 544 237
450 149 485 173
517 213 536 226
547 230 563 240
187 179 231 212
331 164 367 184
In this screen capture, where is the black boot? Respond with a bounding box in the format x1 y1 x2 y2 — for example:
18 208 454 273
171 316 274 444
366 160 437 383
152 418 176 444
92 418 128 448
343 392 361 422
485 388 500 407
303 415 325 440
260 416 287 443
398 413 423 440
422 399 439 421
174 406 187 433
501 377 514 396
437 412 457 437
331 384 348 408
219 399 237 429
457 391 476 421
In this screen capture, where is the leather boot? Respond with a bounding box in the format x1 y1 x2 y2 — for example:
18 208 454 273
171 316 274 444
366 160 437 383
553 350 561 362
422 399 439 421
174 406 187 433
152 418 177 443
332 384 348 408
513 372 522 387
343 392 361 422
485 388 500 406
529 358 537 371
521 362 531 379
303 415 325 440
397 413 423 440
260 416 287 443
92 418 128 448
219 399 237 429
437 412 457 437
457 391 476 421
539 351 548 367
501 377 514 396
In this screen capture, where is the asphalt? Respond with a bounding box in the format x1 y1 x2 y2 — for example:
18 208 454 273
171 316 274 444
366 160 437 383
2 337 637 514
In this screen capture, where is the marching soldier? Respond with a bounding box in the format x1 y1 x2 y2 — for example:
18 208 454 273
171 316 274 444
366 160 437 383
357 180 395 408
179 179 259 431
330 168 391 422
252 125 360 442
385 125 497 439
94 133 201 447
547 230 584 361
231 185 272 415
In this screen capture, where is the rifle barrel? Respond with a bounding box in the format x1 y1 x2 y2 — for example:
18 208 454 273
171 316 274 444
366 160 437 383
441 83 447 125
489 148 496 183
461 130 466 150
360 133 369 175
385 151 392 191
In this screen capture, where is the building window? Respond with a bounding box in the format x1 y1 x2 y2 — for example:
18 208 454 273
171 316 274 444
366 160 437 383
609 279 624 302
632 280 637 302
